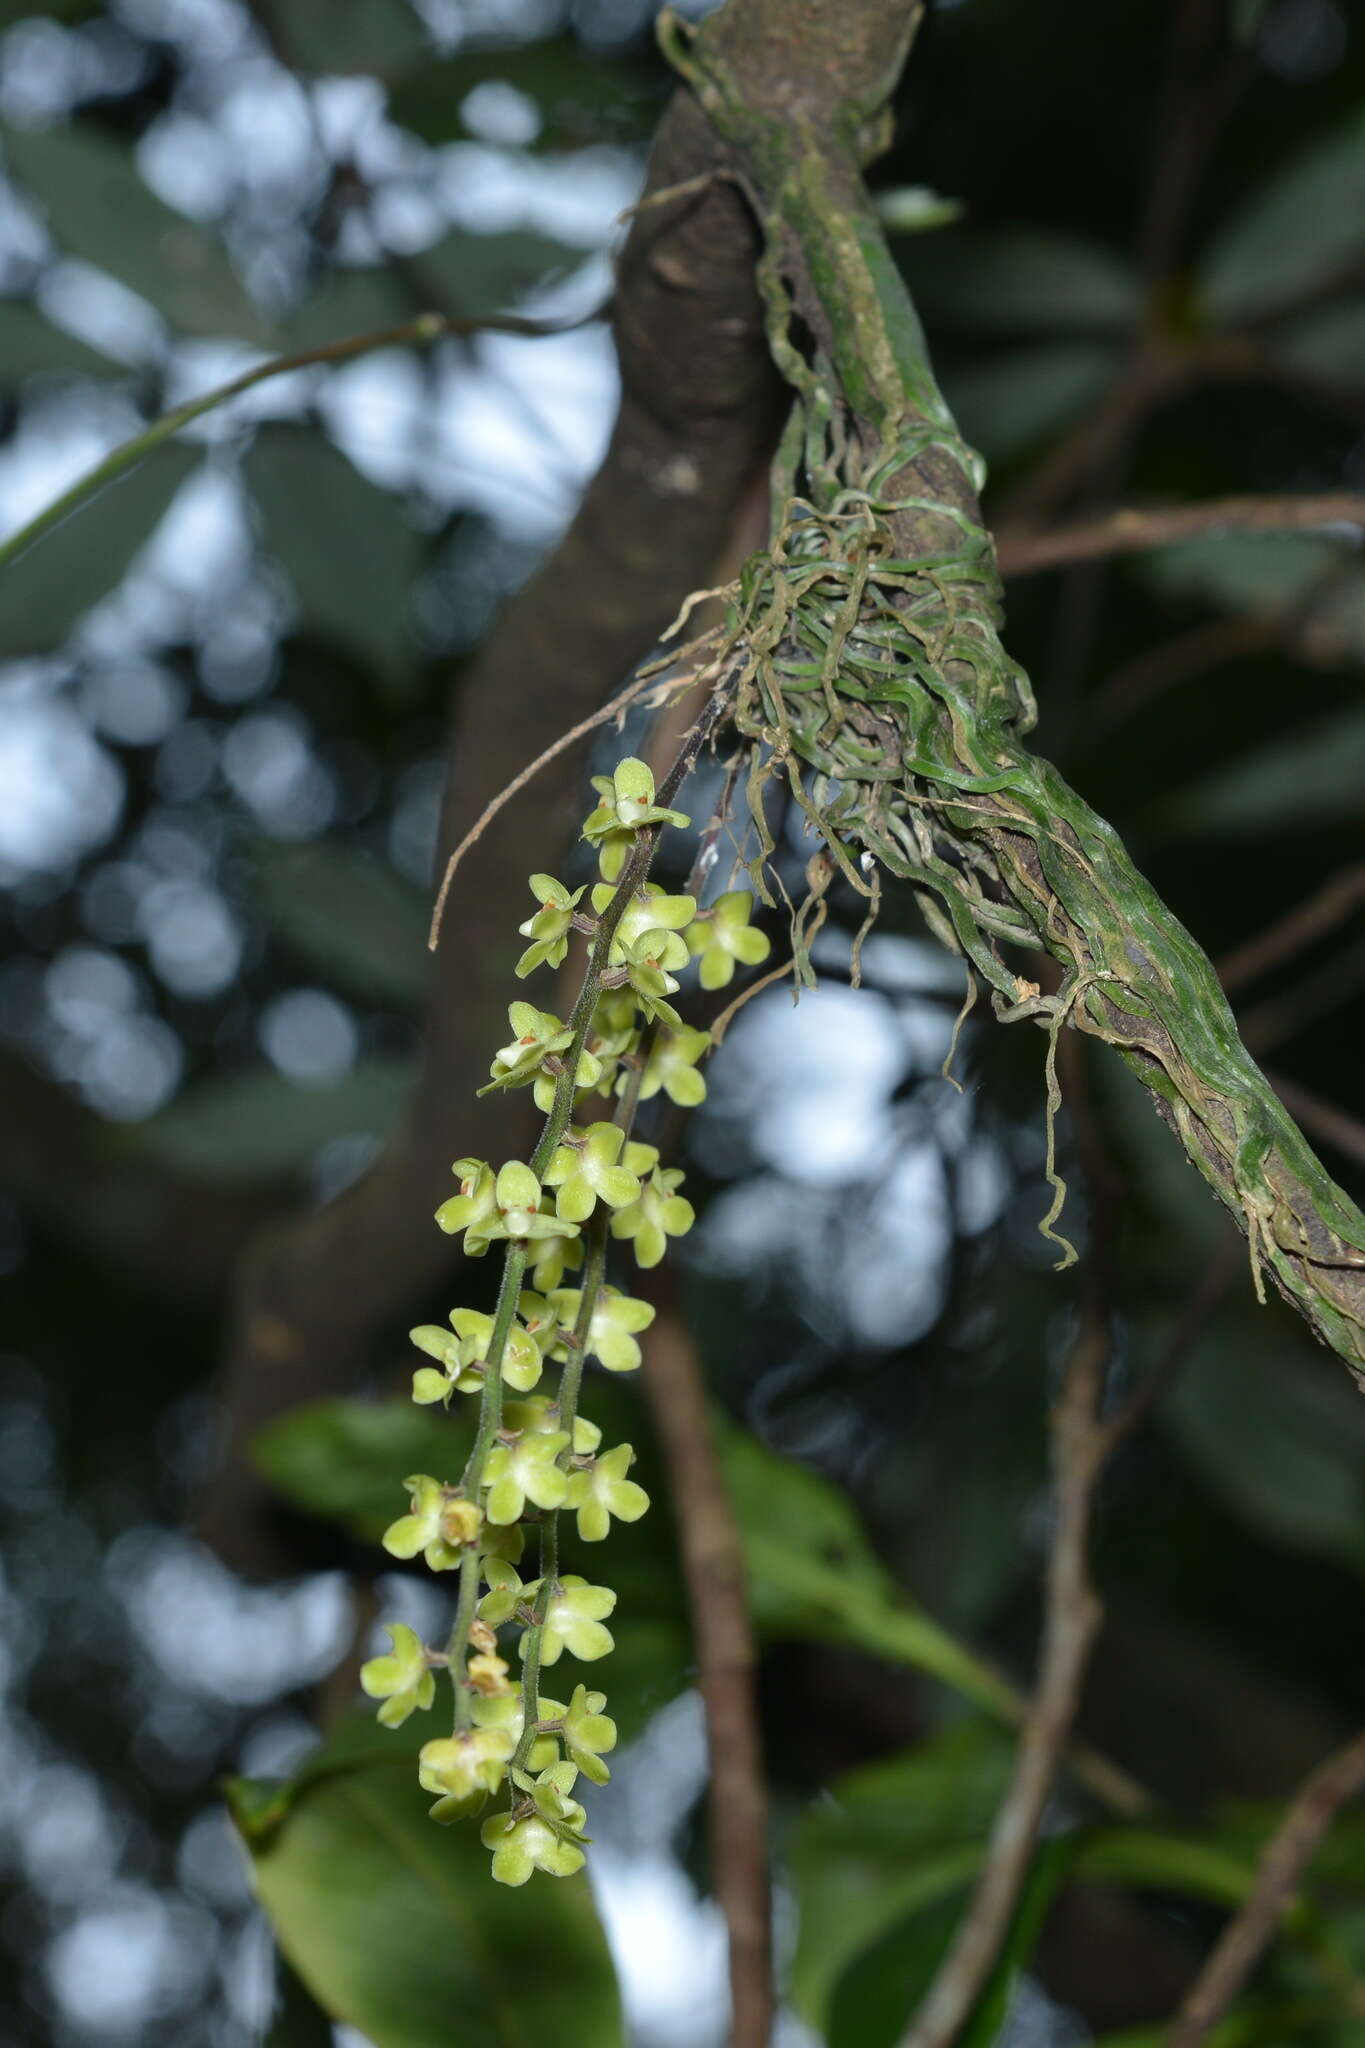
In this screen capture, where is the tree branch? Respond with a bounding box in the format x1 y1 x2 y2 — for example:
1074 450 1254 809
898 1309 1111 2048
997 493 1365 580
1165 1727 1365 2048
642 1287 771 2048
1218 866 1365 995
672 6 1365 1381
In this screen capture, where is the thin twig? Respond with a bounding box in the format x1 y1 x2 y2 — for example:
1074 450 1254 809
1089 613 1281 730
0 308 588 573
997 492 1365 580
897 1310 1111 2048
427 659 718 948
1218 866 1365 994
898 1014 1224 2048
1101 1237 1239 1449
641 1287 772 2048
1088 548 1359 731
1165 1727 1365 2048
1264 1071 1365 1173
1238 934 1365 1057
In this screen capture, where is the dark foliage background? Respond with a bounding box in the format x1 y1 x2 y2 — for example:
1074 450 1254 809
0 0 1363 2043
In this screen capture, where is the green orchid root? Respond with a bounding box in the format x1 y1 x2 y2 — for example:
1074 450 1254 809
362 707 772 1885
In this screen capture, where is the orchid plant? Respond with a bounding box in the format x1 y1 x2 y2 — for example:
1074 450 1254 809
359 748 768 1883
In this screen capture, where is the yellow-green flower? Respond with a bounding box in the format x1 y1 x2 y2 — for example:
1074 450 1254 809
610 1165 695 1268
687 890 770 989
359 1623 436 1728
566 1443 650 1542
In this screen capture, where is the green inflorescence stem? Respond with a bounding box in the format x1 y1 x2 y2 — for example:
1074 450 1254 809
447 694 725 1737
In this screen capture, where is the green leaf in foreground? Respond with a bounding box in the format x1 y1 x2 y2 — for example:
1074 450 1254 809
228 1718 623 2048
789 1721 1015 2030
826 1837 1073 2048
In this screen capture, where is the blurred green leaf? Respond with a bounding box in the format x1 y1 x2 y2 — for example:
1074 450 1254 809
944 343 1119 464
1074 1825 1264 1907
1161 701 1365 835
1230 0 1273 39
280 264 413 353
262 0 428 75
125 1059 413 1181
244 426 422 694
1163 1332 1365 1574
254 841 430 1008
0 298 123 381
874 186 964 234
1097 2005 1354 2048
408 225 583 314
388 35 661 151
1140 532 1352 622
1197 107 1365 326
0 444 196 658
1269 298 1365 385
255 1399 467 1541
790 1721 1014 2029
827 1837 1073 2048
718 1423 1019 1718
2 120 267 340
228 1716 623 2048
797 1772 1306 2048
902 227 1141 333
279 226 579 350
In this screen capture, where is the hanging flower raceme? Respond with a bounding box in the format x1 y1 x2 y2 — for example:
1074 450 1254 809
362 753 768 1884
